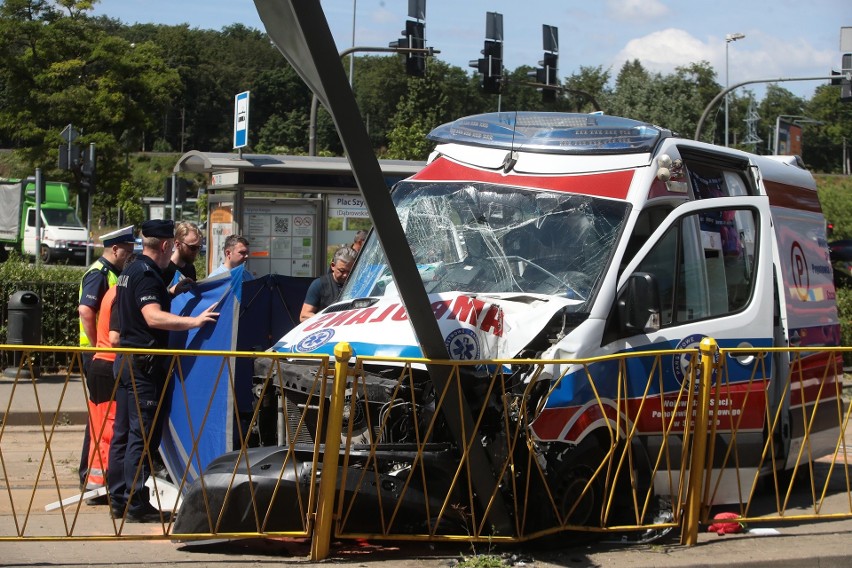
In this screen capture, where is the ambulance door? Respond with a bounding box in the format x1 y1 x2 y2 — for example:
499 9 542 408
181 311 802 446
611 194 774 445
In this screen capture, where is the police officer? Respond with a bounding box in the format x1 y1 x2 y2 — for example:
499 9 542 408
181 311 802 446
77 224 134 499
108 219 218 523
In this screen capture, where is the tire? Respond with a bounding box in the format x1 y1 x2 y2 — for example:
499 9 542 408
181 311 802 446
553 452 605 528
40 245 52 264
538 436 654 542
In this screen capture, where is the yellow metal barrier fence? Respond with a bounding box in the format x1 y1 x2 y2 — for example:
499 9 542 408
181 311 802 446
0 341 850 559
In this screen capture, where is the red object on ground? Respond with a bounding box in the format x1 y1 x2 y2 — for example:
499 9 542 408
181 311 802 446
708 512 743 535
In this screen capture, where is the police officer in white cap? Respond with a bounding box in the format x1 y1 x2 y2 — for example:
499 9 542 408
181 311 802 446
76 224 135 499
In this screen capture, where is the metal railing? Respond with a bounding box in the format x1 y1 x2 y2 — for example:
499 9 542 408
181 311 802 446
0 340 849 560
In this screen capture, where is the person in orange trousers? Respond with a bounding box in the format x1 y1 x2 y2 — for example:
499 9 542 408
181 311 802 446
86 277 122 492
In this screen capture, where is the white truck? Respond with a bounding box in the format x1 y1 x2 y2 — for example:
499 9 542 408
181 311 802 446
0 179 89 263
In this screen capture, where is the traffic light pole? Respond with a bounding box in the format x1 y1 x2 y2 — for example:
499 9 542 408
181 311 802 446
694 74 841 141
308 45 438 156
84 143 95 266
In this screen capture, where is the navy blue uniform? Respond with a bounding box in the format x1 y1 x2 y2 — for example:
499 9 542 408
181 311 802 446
108 255 170 517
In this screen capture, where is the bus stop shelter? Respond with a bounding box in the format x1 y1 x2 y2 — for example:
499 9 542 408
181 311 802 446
173 151 423 278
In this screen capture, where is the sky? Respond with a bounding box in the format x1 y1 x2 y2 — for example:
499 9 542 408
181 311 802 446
90 0 852 101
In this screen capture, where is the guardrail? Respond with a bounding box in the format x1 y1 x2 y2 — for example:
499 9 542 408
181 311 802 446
0 341 849 560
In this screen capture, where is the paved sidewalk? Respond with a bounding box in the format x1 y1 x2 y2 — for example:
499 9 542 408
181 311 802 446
0 370 89 427
2 374 852 567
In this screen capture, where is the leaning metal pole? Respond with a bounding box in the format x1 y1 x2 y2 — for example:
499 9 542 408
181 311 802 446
694 75 839 142
254 0 512 534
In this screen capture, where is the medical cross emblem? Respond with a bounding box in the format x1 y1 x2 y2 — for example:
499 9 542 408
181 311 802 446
296 329 335 353
445 328 479 360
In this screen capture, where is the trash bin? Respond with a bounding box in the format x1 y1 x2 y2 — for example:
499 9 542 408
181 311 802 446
4 290 42 378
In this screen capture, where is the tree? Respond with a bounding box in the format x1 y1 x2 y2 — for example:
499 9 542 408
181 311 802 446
394 60 493 159
352 55 411 151
609 60 720 140
802 84 852 172
0 0 180 220
563 65 611 112
386 72 448 160
252 66 312 153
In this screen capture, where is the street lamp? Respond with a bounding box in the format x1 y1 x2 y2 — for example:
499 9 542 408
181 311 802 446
725 32 746 147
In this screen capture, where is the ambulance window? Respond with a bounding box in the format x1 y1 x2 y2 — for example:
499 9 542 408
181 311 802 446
620 206 672 274
635 224 679 325
687 163 752 199
634 206 758 327
723 171 749 196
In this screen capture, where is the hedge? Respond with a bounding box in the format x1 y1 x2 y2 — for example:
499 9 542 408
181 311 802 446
0 252 83 371
1 253 851 371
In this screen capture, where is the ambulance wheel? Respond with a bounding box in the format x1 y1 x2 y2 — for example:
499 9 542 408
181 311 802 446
530 446 606 547
40 245 52 264
0 245 7 263
553 453 604 528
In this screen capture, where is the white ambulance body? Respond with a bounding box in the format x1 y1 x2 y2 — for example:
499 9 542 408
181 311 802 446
274 112 841 502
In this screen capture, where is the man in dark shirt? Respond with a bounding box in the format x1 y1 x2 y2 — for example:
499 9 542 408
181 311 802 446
108 219 218 523
300 246 357 321
162 220 201 290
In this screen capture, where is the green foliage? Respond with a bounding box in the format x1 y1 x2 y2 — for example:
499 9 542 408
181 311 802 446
2 0 851 212
0 252 83 369
817 175 852 240
802 85 852 172
455 554 506 568
610 60 719 140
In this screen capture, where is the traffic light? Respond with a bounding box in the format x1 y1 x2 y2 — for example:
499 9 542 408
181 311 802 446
529 51 558 102
469 39 503 94
390 20 426 77
80 153 95 194
841 53 852 103
163 177 188 203
406 21 426 77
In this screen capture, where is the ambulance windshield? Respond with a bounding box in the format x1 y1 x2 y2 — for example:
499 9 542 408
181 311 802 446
342 182 629 304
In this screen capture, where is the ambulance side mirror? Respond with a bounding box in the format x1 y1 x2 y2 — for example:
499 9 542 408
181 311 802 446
618 272 661 335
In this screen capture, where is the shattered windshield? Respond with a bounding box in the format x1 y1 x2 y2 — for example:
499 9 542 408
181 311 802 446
342 182 629 305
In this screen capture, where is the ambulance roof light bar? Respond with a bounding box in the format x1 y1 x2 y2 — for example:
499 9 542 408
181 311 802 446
427 111 668 155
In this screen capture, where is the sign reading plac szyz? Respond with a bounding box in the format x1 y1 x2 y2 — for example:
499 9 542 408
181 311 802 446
233 91 250 149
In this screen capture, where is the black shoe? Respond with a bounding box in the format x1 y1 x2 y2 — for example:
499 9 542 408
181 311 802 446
86 494 109 506
125 503 171 523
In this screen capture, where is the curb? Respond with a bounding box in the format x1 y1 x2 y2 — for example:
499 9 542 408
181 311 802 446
1 410 89 427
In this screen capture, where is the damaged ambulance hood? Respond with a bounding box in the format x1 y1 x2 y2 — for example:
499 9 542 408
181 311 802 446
272 292 578 361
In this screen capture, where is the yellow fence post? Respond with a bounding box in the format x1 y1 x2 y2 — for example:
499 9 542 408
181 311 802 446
310 342 352 561
681 336 717 545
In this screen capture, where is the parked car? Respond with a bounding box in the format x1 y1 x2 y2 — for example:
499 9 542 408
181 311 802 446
829 239 852 287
